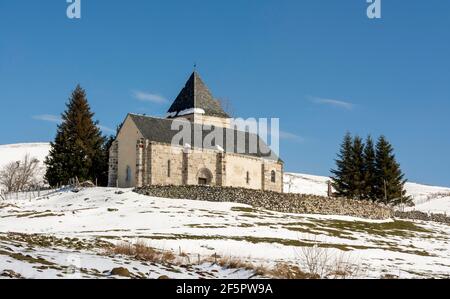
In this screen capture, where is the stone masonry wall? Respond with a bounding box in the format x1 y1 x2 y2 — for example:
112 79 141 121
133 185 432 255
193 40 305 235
149 143 184 186
146 142 284 192
262 159 284 193
135 185 393 220
108 140 119 187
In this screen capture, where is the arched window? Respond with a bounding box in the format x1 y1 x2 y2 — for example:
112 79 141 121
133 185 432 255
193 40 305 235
126 166 131 183
167 160 171 178
246 171 250 184
271 170 276 183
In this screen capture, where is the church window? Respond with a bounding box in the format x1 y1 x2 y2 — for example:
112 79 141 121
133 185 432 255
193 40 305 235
167 160 171 178
271 170 276 183
126 166 131 183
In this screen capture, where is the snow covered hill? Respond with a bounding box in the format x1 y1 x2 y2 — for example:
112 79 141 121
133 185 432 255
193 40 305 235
0 143 51 186
0 143 51 169
0 143 449 214
0 143 449 279
1 187 449 279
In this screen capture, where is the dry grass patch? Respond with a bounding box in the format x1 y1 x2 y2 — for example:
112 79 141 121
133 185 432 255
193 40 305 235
105 241 176 264
105 239 362 279
216 256 257 271
270 263 319 279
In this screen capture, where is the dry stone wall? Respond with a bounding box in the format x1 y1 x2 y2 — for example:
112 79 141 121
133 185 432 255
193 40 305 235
134 185 393 220
394 210 450 225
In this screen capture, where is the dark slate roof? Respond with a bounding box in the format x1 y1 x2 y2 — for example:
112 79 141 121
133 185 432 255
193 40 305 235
129 114 279 161
167 72 230 118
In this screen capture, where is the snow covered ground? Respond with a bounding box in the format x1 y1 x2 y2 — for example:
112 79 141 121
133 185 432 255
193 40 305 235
1 187 450 279
0 143 449 214
0 143 450 279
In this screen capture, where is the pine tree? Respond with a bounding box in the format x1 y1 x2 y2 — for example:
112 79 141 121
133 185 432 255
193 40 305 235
374 136 410 205
45 85 107 186
349 136 365 200
363 135 377 201
331 133 354 198
96 135 115 187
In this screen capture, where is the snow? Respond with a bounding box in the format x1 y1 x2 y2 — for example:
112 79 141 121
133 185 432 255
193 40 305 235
0 143 51 185
177 108 206 116
166 112 178 118
284 173 330 197
166 108 206 118
1 144 448 214
0 143 50 170
1 143 450 278
1 187 450 279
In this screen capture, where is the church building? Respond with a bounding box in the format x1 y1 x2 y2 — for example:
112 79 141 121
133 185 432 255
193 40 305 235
108 72 283 192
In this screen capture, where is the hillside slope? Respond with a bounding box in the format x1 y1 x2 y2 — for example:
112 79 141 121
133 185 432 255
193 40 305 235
0 143 449 214
0 143 50 169
0 143 51 185
1 187 449 279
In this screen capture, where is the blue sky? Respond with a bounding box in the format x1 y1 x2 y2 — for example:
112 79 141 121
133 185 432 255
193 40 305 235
0 1 449 186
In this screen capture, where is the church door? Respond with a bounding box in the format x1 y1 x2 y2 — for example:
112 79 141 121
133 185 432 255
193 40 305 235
197 168 213 186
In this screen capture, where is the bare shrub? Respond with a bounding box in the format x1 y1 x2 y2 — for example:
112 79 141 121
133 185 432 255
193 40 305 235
300 244 331 278
0 155 42 192
296 236 361 279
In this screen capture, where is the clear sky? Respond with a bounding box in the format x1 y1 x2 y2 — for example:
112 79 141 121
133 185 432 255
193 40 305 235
0 1 449 187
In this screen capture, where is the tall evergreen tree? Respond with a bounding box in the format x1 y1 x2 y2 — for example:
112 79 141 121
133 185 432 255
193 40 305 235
363 135 377 200
331 133 354 198
374 136 410 205
349 136 365 200
45 85 107 186
96 135 115 187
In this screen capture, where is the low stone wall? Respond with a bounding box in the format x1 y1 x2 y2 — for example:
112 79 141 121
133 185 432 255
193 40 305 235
394 210 450 225
134 185 393 220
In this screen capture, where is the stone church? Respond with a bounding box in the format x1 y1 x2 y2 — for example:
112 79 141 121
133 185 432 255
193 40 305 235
108 72 283 192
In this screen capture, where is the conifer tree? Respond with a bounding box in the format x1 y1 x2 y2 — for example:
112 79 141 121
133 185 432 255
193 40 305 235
96 135 115 187
349 136 365 200
374 136 410 205
331 133 354 198
45 85 107 186
363 135 377 200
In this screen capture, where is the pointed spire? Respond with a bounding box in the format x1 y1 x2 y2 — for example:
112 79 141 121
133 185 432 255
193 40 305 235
167 71 229 118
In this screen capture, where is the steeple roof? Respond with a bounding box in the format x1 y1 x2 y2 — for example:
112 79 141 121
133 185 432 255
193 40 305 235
167 72 230 118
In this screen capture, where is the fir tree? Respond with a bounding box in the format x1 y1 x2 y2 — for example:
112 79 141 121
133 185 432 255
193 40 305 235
374 136 410 205
96 135 115 187
349 136 365 200
363 135 377 200
331 133 354 198
45 85 107 186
